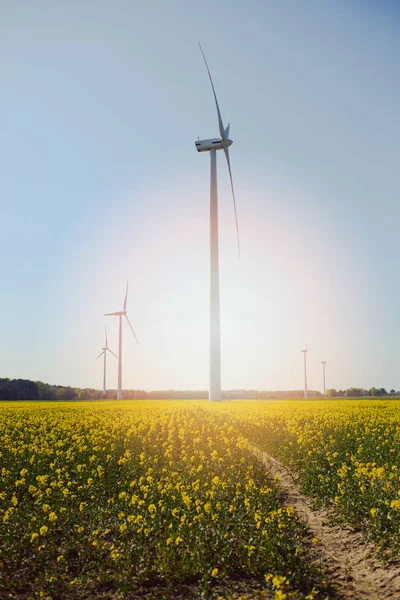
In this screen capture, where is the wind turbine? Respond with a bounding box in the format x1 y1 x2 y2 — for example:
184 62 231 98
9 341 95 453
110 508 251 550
195 44 240 403
95 327 118 396
302 346 308 398
104 283 139 400
321 361 327 395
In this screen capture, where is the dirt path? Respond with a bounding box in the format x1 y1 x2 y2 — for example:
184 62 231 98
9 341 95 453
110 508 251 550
257 449 400 600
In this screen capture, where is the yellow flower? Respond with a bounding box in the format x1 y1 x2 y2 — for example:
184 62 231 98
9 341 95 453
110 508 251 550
31 532 39 542
39 525 48 536
48 512 57 522
391 499 400 511
272 575 287 588
211 568 218 577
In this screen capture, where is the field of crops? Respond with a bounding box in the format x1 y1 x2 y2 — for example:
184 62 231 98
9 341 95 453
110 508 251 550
1 399 400 599
226 400 400 556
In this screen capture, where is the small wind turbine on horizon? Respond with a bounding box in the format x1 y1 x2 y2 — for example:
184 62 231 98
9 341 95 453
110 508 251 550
195 43 240 403
104 283 139 400
95 327 117 396
302 346 308 399
321 361 327 395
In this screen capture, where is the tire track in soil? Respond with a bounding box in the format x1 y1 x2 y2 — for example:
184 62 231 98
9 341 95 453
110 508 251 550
256 449 400 600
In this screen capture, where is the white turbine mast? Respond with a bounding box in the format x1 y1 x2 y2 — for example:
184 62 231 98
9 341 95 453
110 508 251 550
95 326 118 396
104 282 139 400
321 360 327 395
302 345 308 399
195 43 240 403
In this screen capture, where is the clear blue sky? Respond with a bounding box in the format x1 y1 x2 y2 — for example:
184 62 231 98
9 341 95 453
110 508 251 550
1 0 399 392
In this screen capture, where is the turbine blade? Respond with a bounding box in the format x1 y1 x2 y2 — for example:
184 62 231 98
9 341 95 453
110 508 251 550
105 326 108 348
198 43 226 141
95 351 104 360
106 348 118 359
104 312 118 316
125 314 139 345
123 281 128 312
224 123 230 138
223 147 240 260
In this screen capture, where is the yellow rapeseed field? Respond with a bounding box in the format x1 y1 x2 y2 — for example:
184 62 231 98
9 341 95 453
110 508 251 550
222 399 400 556
3 399 400 598
0 401 323 599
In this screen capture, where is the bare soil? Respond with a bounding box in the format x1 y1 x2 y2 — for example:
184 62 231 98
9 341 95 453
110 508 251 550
257 449 400 600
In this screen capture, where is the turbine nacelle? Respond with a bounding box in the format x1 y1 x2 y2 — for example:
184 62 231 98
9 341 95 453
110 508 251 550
196 43 240 258
104 283 139 345
95 326 118 362
195 138 233 153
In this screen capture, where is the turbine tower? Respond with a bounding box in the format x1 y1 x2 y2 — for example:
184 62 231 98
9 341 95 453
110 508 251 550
321 361 327 395
95 327 118 396
302 346 308 399
195 44 240 403
104 283 139 400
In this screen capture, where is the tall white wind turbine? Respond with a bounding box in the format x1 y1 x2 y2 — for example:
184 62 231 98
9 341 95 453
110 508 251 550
104 283 139 400
95 327 118 396
195 44 240 403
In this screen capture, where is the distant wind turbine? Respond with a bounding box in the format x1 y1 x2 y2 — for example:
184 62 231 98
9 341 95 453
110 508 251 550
104 283 139 400
302 346 308 399
95 327 117 396
321 361 327 395
195 43 240 403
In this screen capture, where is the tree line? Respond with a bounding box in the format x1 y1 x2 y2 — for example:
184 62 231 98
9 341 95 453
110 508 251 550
1 377 399 401
0 379 99 401
0 379 323 400
327 387 400 397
